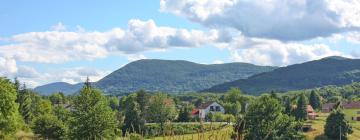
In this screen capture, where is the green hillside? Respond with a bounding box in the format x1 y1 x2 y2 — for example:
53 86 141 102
204 56 360 95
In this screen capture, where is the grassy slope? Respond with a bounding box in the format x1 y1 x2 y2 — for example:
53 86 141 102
305 110 360 140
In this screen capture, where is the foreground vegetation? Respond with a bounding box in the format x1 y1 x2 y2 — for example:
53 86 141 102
2 77 360 139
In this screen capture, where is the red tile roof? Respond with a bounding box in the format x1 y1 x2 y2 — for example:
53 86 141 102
191 109 199 115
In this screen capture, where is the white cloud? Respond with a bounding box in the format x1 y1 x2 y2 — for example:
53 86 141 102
161 0 360 41
0 56 17 76
17 67 111 88
51 22 67 31
223 36 343 66
0 19 219 64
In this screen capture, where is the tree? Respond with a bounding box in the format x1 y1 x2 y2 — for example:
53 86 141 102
19 90 32 124
177 105 192 122
324 110 353 139
224 88 242 104
49 92 66 105
294 94 308 121
70 85 116 139
147 93 177 133
284 97 293 115
223 102 241 116
123 94 142 134
108 96 120 111
136 89 148 132
32 114 68 140
0 77 24 138
309 90 321 110
244 95 304 139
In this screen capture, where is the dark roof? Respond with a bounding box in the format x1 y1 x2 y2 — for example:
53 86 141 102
198 101 216 109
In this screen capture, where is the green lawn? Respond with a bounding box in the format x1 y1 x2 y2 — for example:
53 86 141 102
148 126 233 140
304 109 360 140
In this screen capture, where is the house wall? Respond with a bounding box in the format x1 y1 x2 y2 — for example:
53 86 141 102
200 102 225 119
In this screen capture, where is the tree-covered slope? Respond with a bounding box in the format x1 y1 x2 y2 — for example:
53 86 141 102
34 82 84 95
204 56 360 95
94 59 276 94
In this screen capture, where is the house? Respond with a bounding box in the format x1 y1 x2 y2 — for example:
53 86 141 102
322 101 360 113
322 103 336 113
292 105 317 120
191 101 225 119
307 105 317 120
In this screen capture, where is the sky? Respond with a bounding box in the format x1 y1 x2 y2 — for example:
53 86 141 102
0 0 360 87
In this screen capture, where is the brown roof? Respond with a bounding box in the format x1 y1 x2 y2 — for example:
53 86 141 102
343 101 360 109
198 101 216 109
322 103 336 109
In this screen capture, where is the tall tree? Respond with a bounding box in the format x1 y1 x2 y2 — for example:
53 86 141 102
0 77 24 138
123 94 142 134
294 94 308 121
244 95 304 139
136 89 148 132
309 90 321 110
147 93 177 134
224 88 242 104
284 97 293 116
70 85 116 139
324 109 353 139
19 90 32 124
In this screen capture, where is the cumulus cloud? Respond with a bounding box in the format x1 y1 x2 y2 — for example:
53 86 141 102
222 36 343 66
0 19 219 64
161 0 360 41
0 56 17 76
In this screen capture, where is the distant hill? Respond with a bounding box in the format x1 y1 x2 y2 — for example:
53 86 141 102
204 56 360 95
95 59 277 94
34 82 84 95
34 59 276 95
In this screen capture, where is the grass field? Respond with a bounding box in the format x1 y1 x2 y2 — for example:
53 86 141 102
304 109 360 140
148 125 233 140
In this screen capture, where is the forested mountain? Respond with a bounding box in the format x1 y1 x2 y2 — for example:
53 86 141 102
95 59 276 94
34 82 84 95
34 59 276 95
204 56 360 95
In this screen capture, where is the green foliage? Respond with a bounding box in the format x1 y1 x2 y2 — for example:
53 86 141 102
147 93 177 133
53 105 71 124
177 105 192 122
123 94 142 133
324 110 353 140
108 96 120 111
244 95 304 139
294 94 308 121
309 90 321 110
223 102 241 116
18 89 33 124
0 77 24 138
49 92 66 105
32 114 68 140
70 86 116 139
136 89 148 132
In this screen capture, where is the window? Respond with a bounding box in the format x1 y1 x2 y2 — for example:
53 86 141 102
216 106 220 111
210 106 214 111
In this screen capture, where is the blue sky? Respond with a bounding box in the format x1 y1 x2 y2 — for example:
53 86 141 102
0 0 359 87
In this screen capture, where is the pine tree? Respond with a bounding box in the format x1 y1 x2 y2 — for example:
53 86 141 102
20 90 32 124
295 94 308 121
177 105 191 122
284 97 293 115
70 85 116 139
123 94 142 134
309 90 321 110
324 110 353 139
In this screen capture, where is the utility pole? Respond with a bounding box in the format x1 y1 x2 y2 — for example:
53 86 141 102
339 125 341 140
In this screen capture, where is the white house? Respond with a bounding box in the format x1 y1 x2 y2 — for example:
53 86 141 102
192 101 225 119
